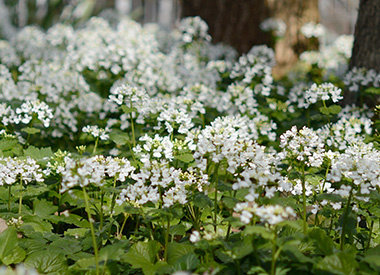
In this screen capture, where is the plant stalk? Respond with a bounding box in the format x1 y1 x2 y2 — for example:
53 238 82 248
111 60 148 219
92 137 99 155
366 220 374 250
164 216 170 261
301 165 307 234
18 178 23 215
129 100 136 147
340 186 354 250
8 185 11 212
271 229 277 275
82 187 99 275
213 163 220 233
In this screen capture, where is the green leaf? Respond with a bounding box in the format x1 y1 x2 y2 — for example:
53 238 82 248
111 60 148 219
319 106 330 115
167 243 194 265
364 87 380 95
0 227 18 260
21 215 53 233
363 246 380 271
0 139 21 156
232 236 254 259
48 213 90 228
315 251 358 275
282 244 313 264
328 104 342 115
308 227 335 255
25 250 67 274
34 199 58 218
125 241 161 275
244 225 274 240
109 129 130 146
222 196 238 209
20 238 47 255
172 253 199 271
49 238 82 256
99 241 128 261
0 227 26 265
2 246 26 265
174 153 194 163
24 146 53 161
0 140 18 151
121 105 138 114
192 192 212 208
169 224 186 236
64 228 89 238
21 127 41 135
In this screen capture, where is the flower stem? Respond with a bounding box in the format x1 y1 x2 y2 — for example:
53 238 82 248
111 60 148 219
366 220 374 250
92 137 99 155
226 190 237 240
82 187 99 275
271 229 277 275
129 100 136 147
100 191 104 231
118 213 129 239
18 178 23 215
301 165 307 234
110 176 118 218
213 163 220 233
340 186 354 250
8 185 11 212
164 216 170 261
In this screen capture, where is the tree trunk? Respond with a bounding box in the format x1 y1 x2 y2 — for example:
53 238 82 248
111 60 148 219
266 0 319 77
349 0 380 71
180 0 319 77
180 0 271 54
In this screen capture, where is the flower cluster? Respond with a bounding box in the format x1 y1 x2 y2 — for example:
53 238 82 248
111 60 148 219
328 143 380 188
304 83 343 106
235 202 296 225
344 67 380 92
260 18 286 37
178 16 211 43
60 155 135 192
301 22 326 39
82 125 110 140
280 126 325 167
0 157 44 185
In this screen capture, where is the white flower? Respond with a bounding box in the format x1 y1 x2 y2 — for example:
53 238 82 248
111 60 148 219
301 22 326 39
331 202 342 210
82 125 110 140
179 17 211 43
305 83 343 105
260 18 286 37
280 126 325 167
189 230 201 243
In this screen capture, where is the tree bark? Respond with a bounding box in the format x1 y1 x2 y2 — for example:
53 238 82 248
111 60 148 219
180 0 319 77
180 0 271 54
267 0 319 77
349 0 380 71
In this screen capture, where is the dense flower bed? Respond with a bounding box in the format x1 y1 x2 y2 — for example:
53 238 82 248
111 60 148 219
0 15 379 275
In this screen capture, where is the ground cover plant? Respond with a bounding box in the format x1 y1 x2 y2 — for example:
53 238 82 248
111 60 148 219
0 14 379 275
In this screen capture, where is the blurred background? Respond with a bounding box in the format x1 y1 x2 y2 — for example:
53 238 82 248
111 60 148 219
0 0 364 76
0 0 359 38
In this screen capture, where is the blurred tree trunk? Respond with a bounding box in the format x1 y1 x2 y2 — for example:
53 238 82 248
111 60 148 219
180 0 271 54
349 0 380 71
267 0 319 77
180 0 319 77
